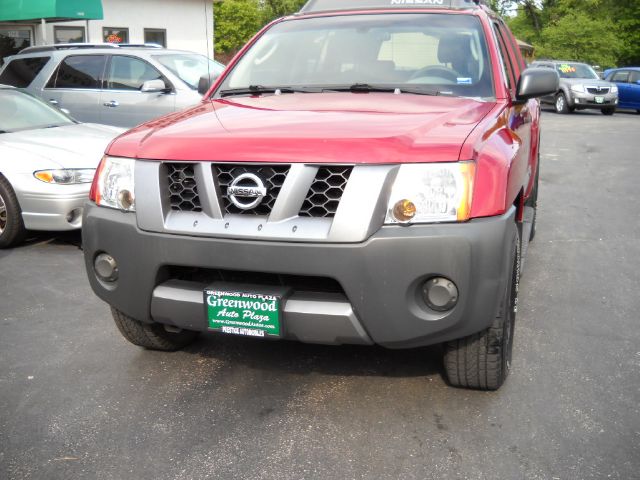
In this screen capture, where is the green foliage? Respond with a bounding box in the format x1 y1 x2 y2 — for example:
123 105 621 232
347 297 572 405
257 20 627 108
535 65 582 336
536 12 622 66
213 0 262 56
214 0 307 57
503 0 640 67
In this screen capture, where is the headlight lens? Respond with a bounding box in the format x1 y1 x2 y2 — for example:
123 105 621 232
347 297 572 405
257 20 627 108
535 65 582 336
570 84 585 93
611 85 618 94
90 156 135 212
34 169 95 184
385 163 475 225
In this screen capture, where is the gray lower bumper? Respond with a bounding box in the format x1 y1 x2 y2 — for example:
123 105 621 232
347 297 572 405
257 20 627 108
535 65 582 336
82 204 517 349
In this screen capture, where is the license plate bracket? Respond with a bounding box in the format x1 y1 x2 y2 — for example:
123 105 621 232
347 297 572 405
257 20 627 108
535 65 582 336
203 282 290 339
595 96 604 104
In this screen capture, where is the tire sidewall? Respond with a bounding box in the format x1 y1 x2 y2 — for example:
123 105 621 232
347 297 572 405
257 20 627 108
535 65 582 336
502 225 520 375
555 93 569 114
0 176 25 248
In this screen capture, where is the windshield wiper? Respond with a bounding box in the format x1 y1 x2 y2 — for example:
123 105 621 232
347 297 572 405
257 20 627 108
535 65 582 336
219 85 317 97
325 84 440 96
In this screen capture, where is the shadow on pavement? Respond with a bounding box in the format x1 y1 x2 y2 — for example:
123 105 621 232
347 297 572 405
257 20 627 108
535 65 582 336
182 333 445 380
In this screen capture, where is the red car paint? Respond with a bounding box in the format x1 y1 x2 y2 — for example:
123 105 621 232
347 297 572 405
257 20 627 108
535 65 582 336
106 6 539 220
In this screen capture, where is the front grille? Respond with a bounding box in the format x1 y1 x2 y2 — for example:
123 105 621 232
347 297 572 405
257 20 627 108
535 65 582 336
165 266 345 294
215 165 289 215
166 163 202 212
299 166 353 218
587 87 609 94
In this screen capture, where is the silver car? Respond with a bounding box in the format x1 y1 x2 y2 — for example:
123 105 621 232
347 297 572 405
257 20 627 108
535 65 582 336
531 60 619 115
0 43 225 128
0 86 124 248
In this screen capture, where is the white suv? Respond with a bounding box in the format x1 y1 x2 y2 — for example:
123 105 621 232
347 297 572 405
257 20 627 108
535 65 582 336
0 43 225 128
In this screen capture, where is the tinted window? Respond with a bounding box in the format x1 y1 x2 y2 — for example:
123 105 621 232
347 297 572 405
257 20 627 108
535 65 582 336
611 71 629 83
106 56 165 90
630 71 640 84
492 24 515 92
48 55 106 89
0 57 50 87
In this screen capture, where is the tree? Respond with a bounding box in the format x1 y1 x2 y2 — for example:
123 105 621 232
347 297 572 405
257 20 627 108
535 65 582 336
214 0 262 56
214 0 308 59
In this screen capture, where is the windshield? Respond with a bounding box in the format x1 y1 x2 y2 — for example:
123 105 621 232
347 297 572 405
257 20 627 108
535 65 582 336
153 54 225 89
0 89 73 133
556 63 599 80
217 13 494 98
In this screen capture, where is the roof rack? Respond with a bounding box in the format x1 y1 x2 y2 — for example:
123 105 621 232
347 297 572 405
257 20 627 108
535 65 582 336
299 0 486 14
18 43 164 54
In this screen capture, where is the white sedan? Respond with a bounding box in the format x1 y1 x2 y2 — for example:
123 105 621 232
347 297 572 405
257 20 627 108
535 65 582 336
0 86 124 248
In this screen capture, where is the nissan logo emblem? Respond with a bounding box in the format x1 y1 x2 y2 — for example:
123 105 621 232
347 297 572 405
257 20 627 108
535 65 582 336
227 173 267 210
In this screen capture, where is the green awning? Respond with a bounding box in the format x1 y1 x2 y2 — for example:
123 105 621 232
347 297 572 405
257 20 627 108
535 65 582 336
0 0 104 22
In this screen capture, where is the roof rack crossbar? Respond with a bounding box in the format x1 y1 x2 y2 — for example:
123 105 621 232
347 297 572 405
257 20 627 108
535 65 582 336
17 43 165 55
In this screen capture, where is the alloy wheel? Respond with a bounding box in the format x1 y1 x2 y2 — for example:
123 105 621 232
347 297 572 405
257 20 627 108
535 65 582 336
556 95 565 113
0 192 7 235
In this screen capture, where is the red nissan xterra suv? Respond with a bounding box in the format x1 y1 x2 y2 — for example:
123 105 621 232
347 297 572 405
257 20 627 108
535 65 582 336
83 0 559 390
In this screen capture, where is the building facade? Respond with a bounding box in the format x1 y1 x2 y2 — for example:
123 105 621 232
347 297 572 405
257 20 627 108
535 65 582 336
1 0 214 62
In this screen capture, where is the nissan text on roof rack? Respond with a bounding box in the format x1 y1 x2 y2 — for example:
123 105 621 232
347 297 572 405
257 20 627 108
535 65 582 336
81 0 559 390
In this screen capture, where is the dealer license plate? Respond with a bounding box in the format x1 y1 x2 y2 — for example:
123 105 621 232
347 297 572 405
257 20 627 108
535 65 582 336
595 96 604 104
204 289 281 338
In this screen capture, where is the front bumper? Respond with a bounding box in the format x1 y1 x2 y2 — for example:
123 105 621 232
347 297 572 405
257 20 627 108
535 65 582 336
569 91 618 108
82 203 517 349
10 174 89 231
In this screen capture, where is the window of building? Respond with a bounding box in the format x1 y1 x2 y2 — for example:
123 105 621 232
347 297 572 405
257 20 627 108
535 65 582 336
0 27 32 63
0 57 50 87
103 28 129 44
144 29 167 48
47 55 107 89
54 26 86 44
105 55 167 90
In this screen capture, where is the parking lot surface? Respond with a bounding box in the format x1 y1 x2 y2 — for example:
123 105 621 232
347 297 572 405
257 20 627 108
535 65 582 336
1 111 639 480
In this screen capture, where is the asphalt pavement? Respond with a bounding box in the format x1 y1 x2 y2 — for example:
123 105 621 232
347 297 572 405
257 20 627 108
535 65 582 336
1 110 639 480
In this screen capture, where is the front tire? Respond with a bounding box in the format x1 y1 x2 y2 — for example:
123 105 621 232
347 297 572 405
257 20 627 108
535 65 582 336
443 228 520 390
0 175 27 249
111 307 199 351
601 107 615 116
555 93 570 114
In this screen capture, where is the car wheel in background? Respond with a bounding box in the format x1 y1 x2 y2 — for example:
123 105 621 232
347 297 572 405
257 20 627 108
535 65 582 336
555 93 570 114
443 226 520 391
0 176 27 249
111 307 200 351
601 107 616 116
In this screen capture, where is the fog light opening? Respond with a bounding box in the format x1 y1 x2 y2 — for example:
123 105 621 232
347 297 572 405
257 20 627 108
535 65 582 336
66 208 83 226
423 277 458 312
94 253 119 283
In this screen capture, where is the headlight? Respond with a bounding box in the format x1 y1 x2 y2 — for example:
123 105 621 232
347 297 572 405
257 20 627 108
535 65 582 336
385 163 475 225
34 169 95 184
570 84 585 93
611 85 618 94
89 156 135 212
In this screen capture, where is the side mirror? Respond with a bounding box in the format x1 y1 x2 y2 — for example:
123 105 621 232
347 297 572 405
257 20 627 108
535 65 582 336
141 79 168 93
197 72 220 96
516 68 560 102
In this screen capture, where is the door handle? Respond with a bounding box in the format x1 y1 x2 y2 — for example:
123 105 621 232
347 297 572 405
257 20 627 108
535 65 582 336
103 100 119 108
49 99 59 105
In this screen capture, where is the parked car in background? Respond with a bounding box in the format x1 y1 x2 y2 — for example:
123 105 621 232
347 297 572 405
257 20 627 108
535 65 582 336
531 60 618 115
604 67 640 113
0 86 124 248
0 44 225 128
